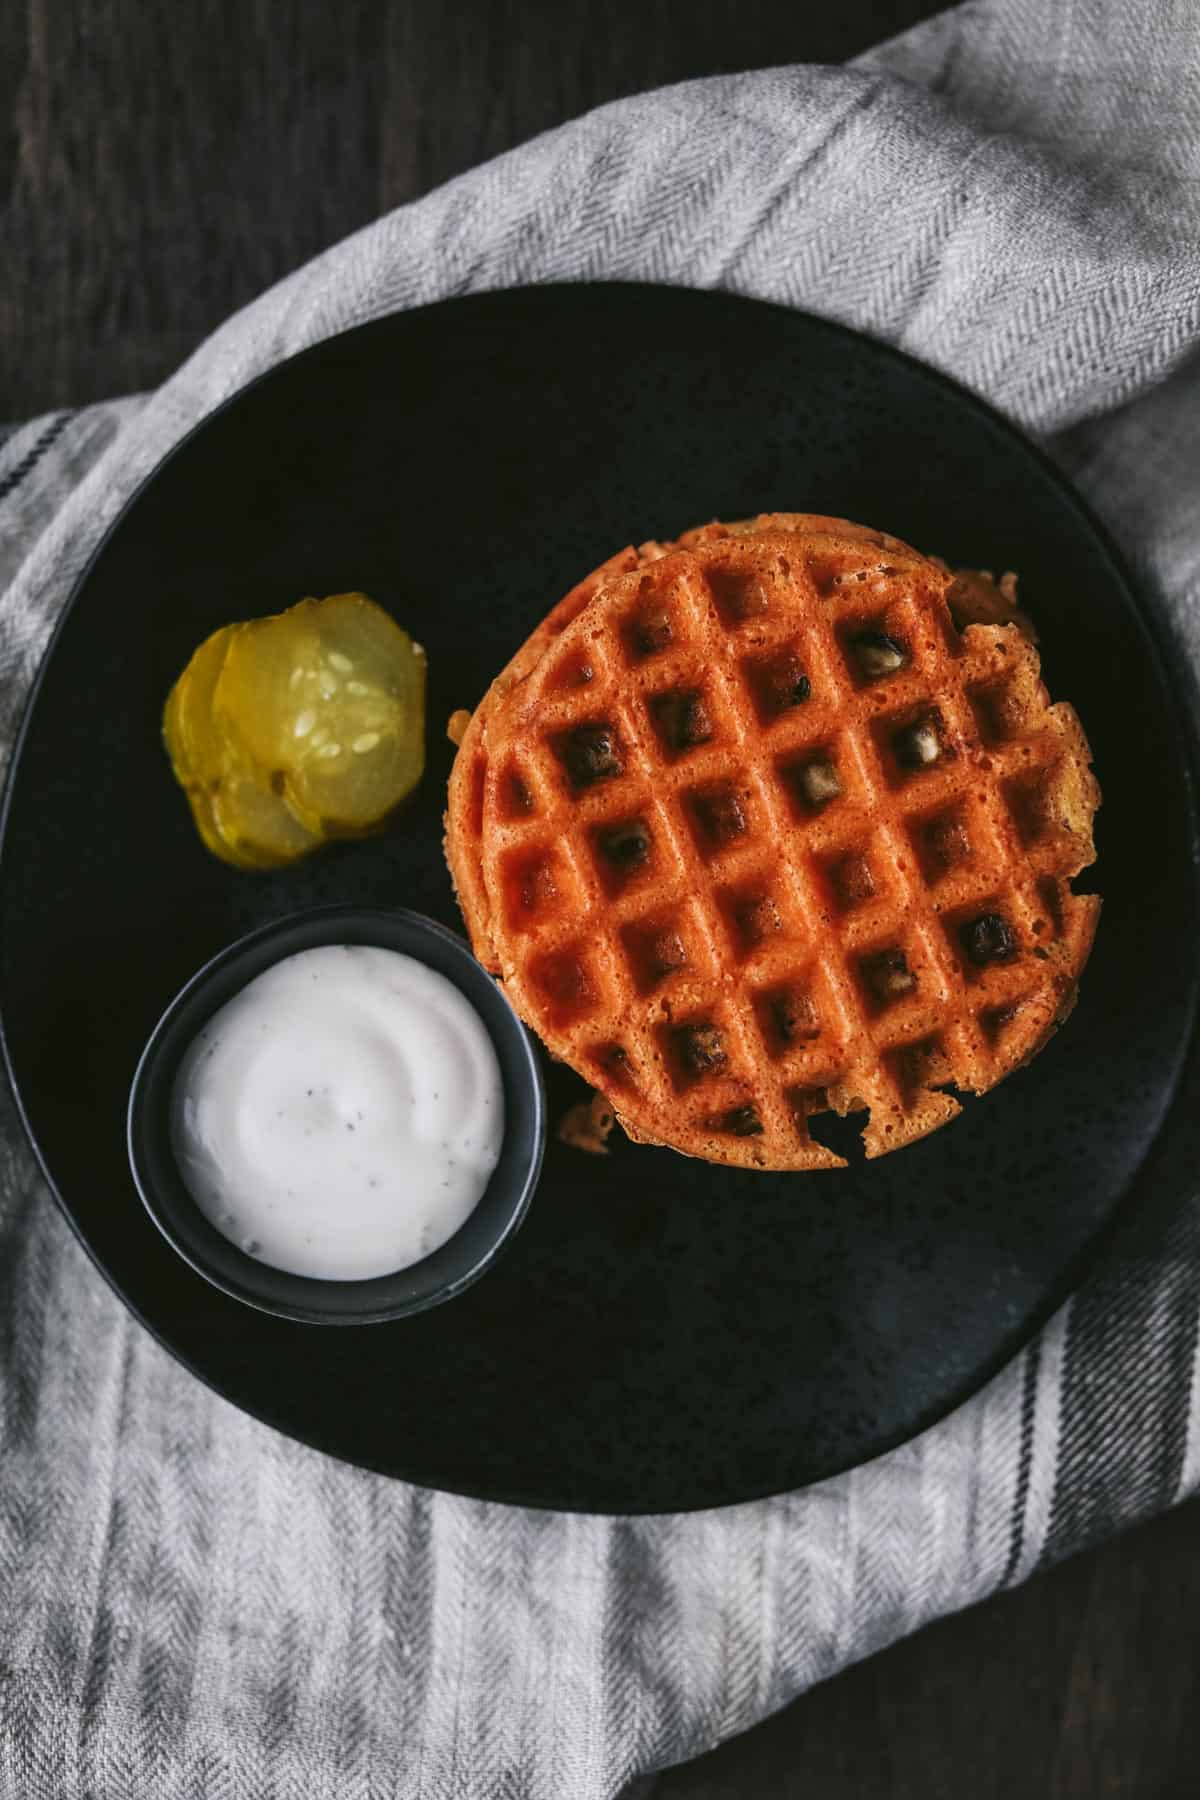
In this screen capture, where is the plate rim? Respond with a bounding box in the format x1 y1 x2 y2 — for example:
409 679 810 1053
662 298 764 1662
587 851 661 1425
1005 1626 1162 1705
2 280 1198 1514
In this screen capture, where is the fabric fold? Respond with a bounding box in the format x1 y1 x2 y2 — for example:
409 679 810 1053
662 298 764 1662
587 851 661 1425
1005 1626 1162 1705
2 2 1199 1793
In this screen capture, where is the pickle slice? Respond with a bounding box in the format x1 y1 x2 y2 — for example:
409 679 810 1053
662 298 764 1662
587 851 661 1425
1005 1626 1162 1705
214 593 426 832
169 625 237 781
163 675 188 781
211 763 323 866
165 592 425 867
164 624 323 869
185 783 272 871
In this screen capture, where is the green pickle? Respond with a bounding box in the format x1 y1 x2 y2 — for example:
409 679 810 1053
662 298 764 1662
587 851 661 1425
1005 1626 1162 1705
162 593 426 869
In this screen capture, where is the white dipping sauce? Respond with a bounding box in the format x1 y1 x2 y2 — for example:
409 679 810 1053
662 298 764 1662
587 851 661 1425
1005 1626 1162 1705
170 945 505 1280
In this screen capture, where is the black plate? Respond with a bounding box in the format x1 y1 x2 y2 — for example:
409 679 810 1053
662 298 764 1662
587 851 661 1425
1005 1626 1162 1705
2 285 1197 1513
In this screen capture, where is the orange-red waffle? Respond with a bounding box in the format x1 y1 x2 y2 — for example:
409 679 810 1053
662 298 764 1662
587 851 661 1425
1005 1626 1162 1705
454 521 1099 1169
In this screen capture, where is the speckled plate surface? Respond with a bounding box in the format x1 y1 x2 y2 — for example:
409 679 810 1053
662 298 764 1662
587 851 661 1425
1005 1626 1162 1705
2 285 1197 1512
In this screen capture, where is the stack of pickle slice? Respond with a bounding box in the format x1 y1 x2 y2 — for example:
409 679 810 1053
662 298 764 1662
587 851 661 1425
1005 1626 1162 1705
164 592 426 869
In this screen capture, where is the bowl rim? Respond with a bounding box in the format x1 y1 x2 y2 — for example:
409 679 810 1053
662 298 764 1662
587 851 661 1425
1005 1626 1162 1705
126 903 546 1325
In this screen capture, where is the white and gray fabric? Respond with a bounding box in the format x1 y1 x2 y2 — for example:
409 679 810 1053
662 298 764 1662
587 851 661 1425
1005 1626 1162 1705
2 1 1199 1793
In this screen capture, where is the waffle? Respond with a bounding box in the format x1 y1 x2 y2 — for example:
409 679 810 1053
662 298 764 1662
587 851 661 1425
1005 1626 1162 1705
445 545 656 970
459 522 1099 1169
445 516 916 971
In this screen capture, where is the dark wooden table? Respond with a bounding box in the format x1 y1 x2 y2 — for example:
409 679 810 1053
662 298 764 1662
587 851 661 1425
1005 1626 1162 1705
3 4 1198 1794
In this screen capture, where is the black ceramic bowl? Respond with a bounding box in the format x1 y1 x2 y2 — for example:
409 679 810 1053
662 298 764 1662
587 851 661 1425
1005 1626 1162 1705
127 905 546 1324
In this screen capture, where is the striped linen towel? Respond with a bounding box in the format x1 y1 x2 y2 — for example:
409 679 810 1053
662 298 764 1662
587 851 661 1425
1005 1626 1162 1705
1 0 1198 1793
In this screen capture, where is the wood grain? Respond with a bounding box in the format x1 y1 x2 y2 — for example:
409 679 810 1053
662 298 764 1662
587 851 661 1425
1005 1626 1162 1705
2 0 939 414
4 5 1199 1797
652 1501 1200 1799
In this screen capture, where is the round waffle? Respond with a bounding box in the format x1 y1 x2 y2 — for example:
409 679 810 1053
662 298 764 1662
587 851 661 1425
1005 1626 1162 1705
445 516 914 970
461 522 1100 1170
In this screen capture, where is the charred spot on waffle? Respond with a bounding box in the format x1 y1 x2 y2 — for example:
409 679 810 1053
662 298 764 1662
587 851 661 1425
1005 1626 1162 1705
593 820 658 896
598 816 652 874
893 711 944 771
559 722 623 788
850 628 908 681
751 649 812 718
676 1022 727 1077
690 783 750 849
721 1103 764 1137
961 912 1018 966
861 948 917 1005
651 689 715 753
